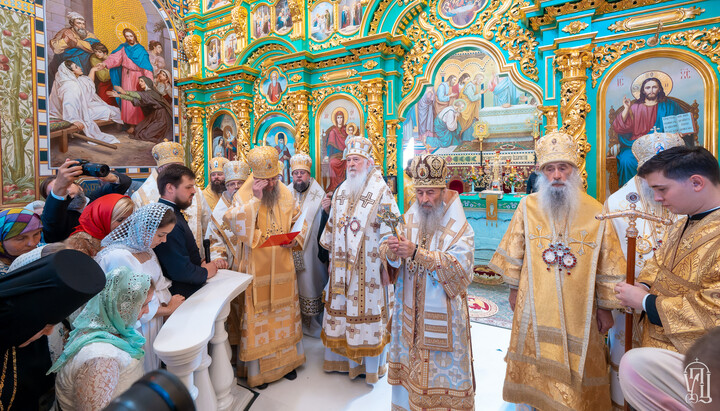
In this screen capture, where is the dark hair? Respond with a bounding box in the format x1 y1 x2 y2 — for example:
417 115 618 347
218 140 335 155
91 42 109 54
149 40 162 51
638 145 720 185
447 75 457 83
157 164 196 196
638 77 667 104
158 208 176 228
122 28 137 40
40 176 57 199
458 73 471 84
63 60 77 71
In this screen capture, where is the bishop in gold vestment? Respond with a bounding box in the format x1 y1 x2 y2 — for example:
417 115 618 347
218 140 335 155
490 130 625 411
202 156 229 211
224 146 306 387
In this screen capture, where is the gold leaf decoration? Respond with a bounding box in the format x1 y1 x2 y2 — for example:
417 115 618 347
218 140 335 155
659 27 720 69
591 39 647 87
363 60 379 70
609 6 704 32
562 21 589 34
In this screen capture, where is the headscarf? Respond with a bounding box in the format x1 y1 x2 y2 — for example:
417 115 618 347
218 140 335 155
138 75 172 113
0 208 42 260
70 193 130 240
48 266 151 373
96 203 173 257
0 249 106 350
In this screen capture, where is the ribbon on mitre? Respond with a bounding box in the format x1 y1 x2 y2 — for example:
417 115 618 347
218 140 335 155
485 193 498 226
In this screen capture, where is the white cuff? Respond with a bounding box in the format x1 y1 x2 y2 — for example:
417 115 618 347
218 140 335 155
50 189 66 201
642 293 649 311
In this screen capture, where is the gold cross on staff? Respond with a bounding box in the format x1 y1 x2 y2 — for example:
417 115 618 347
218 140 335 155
377 205 404 237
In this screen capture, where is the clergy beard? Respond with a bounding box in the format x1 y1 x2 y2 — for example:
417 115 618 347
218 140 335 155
211 180 226 194
345 165 371 201
68 191 87 213
418 201 445 238
536 169 582 227
293 180 310 193
261 183 280 208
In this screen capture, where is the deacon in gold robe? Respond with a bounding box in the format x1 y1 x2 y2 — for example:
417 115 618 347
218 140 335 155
202 156 229 211
604 132 683 409
132 140 211 257
489 129 626 411
320 135 400 383
616 146 720 410
206 160 249 346
224 146 307 389
381 154 475 411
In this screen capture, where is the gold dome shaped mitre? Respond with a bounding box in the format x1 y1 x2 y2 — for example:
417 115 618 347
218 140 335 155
209 157 229 174
248 145 280 179
536 130 580 169
631 132 685 169
290 152 312 172
152 140 185 167
223 160 251 182
409 154 448 188
343 136 373 161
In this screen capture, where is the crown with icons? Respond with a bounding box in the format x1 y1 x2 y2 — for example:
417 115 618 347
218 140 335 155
223 160 251 182
535 129 580 169
209 157 229 174
408 154 449 188
152 140 184 167
631 131 685 169
343 135 373 161
247 145 280 179
290 152 312 172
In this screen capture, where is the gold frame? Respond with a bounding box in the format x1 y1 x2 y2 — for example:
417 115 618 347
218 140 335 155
437 0 489 29
258 120 297 149
273 0 293 36
397 37 544 118
336 0 363 36
596 47 719 203
206 109 240 161
314 93 365 188
250 3 273 40
309 1 337 43
258 68 288 105
222 31 238 67
204 36 223 71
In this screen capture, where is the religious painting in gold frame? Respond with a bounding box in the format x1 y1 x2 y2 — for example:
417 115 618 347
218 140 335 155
251 3 272 40
596 48 718 202
205 36 221 71
260 121 296 185
337 0 363 36
208 110 239 161
437 0 488 28
223 32 237 66
260 68 288 105
274 0 293 36
310 1 335 42
315 94 364 191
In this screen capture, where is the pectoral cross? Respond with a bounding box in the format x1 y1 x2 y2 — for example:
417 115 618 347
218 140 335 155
567 230 597 255
528 225 552 248
377 205 403 237
359 192 376 208
336 191 348 206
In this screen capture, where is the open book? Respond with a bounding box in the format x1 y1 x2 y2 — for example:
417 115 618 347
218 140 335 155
661 112 694 134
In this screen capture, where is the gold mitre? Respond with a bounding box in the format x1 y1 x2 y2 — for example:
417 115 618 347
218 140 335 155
632 132 685 169
152 140 184 167
536 129 580 169
409 154 448 188
209 157 229 174
343 135 373 161
248 145 280 179
223 160 250 182
290 152 312 172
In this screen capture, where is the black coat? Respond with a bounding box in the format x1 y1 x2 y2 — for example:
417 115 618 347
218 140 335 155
153 199 208 298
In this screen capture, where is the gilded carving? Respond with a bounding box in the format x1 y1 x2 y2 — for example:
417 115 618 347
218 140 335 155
591 39 646 87
319 69 358 82
369 0 393 34
537 105 559 133
309 32 361 51
401 17 435 94
609 6 704 32
555 46 593 188
186 106 206 181
183 34 201 77
485 0 539 81
288 0 305 40
530 0 674 30
253 76 292 119
290 74 302 82
363 60 378 70
231 4 248 53
187 0 200 14
562 21 589 35
231 99 253 162
246 44 291 67
386 120 400 176
310 85 367 108
363 79 386 166
660 28 720 69
288 90 311 154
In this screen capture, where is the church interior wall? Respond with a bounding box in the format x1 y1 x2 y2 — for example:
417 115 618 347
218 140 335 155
1 0 720 209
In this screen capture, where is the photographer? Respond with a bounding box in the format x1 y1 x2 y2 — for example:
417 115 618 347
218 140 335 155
40 159 132 243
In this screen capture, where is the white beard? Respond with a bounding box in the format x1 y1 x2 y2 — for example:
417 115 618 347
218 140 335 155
418 201 445 239
345 165 372 201
536 169 583 228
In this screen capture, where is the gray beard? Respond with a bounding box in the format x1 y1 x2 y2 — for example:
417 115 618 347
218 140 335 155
536 170 583 228
261 184 280 208
68 192 87 213
74 28 88 38
345 166 371 202
418 202 445 239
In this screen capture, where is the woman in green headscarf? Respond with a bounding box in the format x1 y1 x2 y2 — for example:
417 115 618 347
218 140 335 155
50 266 152 411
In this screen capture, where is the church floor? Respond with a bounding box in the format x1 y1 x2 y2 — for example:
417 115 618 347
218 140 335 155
235 322 512 410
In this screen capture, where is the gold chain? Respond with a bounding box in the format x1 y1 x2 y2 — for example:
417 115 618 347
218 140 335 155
0 348 17 411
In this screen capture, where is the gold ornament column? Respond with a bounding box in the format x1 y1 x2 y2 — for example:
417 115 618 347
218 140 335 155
288 0 305 40
231 99 253 162
386 119 400 177
186 106 205 183
187 0 200 14
231 5 248 52
363 79 386 167
182 34 201 77
555 45 593 186
289 90 310 154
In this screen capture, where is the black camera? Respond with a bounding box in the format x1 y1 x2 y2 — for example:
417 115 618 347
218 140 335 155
75 159 110 178
104 370 195 411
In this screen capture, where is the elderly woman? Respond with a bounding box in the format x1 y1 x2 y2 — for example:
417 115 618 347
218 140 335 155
0 208 43 277
50 266 153 410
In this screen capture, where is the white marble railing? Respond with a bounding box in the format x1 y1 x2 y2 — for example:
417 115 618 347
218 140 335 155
154 269 252 411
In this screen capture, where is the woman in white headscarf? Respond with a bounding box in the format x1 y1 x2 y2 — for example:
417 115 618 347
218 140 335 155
94 203 185 372
48 60 122 145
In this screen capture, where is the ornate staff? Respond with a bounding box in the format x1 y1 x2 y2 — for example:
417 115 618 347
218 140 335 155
596 192 672 411
377 205 404 237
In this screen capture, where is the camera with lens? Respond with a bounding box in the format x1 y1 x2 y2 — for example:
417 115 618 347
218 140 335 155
74 159 110 178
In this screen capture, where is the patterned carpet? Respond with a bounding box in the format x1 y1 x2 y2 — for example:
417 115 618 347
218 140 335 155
467 281 513 330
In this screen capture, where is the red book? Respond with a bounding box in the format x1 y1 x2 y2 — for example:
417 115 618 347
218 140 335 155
259 231 299 248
